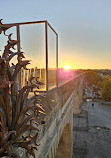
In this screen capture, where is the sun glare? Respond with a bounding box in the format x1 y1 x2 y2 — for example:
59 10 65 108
64 65 71 70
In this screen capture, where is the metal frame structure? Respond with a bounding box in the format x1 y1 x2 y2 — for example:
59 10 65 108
6 20 58 92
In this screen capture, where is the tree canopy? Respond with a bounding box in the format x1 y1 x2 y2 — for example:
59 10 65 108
86 70 102 86
97 76 111 101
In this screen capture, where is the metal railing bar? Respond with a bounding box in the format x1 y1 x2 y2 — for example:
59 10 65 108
45 21 48 92
56 34 58 87
4 20 47 26
47 21 58 35
16 25 22 90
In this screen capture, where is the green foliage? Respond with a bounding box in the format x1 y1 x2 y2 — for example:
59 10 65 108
102 80 111 101
97 77 111 101
86 70 102 86
97 81 103 89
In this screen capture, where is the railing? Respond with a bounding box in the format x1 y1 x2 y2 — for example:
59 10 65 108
0 20 58 92
0 20 81 93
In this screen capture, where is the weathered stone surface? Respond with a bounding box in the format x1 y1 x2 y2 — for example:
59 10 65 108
35 74 84 158
16 74 84 158
73 101 111 158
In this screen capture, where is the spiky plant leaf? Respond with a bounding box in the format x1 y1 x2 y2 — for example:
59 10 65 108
0 20 45 158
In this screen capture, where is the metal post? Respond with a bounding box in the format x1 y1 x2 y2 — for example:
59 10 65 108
56 34 58 87
16 24 21 90
45 21 48 92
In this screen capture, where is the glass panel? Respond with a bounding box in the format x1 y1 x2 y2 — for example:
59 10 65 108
20 23 46 91
48 25 56 90
58 68 75 85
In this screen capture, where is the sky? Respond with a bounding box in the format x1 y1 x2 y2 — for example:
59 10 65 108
0 0 111 69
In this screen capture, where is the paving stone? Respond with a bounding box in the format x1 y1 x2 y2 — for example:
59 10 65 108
79 119 87 128
73 101 111 158
73 118 80 126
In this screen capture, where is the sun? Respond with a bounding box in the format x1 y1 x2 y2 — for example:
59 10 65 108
64 65 71 70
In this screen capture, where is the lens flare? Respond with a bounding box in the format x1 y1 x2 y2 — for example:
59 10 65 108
64 65 71 70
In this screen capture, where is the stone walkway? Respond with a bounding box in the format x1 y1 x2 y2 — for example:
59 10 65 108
73 101 111 158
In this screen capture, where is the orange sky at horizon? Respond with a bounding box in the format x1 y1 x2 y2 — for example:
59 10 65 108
0 22 111 70
1 0 111 70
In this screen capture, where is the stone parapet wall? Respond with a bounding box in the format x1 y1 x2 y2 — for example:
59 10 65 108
16 73 85 158
37 74 84 140
35 74 85 158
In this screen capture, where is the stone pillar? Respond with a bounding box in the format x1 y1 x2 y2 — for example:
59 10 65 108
73 79 84 114
55 124 71 158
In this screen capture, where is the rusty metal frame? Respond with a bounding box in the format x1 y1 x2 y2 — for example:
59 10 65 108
47 21 58 89
5 20 58 92
45 21 48 92
16 24 21 90
56 34 58 87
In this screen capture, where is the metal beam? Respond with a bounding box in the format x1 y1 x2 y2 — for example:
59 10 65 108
45 21 48 92
56 34 58 87
16 24 21 90
4 20 46 26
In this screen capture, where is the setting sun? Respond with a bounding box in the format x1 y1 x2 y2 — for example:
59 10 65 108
64 65 71 70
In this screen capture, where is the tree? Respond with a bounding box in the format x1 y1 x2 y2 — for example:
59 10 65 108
85 70 102 87
97 81 103 90
102 80 111 101
98 77 111 101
